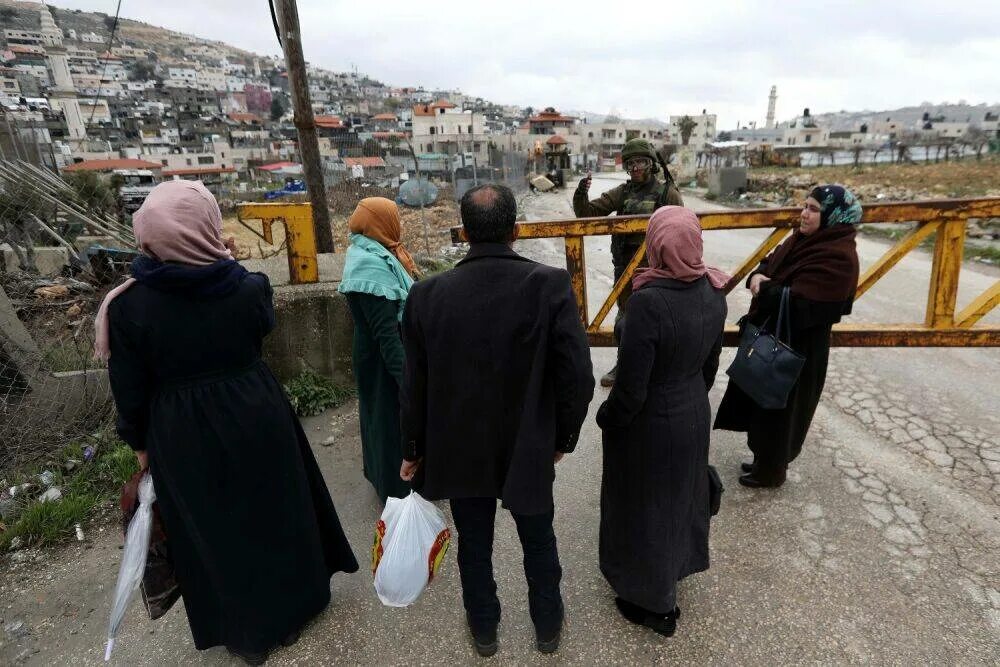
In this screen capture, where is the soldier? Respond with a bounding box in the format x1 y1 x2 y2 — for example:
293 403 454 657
573 138 683 387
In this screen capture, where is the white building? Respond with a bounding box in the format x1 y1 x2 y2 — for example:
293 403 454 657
410 99 489 161
168 67 199 84
196 67 228 92
79 32 104 44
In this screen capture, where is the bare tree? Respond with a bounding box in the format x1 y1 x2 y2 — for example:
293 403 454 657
962 126 990 161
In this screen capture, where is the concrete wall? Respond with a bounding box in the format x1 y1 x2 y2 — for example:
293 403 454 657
263 282 355 386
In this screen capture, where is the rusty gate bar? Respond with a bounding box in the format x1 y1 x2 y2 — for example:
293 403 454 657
450 197 1000 347
237 202 319 284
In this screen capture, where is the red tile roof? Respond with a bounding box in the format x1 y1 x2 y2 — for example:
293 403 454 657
546 135 568 145
228 112 263 124
371 113 398 121
314 115 344 128
63 159 162 172
412 104 434 117
9 45 46 55
372 131 407 139
257 161 300 171
430 99 456 109
528 109 575 123
344 157 386 168
163 167 237 176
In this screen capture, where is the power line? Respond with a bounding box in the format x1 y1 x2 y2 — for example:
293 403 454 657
87 0 124 127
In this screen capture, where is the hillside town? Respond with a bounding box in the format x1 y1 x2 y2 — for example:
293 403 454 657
3 0 998 202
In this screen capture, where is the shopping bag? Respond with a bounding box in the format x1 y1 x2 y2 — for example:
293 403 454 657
371 491 450 607
120 469 180 620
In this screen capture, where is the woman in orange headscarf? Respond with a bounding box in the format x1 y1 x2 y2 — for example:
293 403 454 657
338 197 418 503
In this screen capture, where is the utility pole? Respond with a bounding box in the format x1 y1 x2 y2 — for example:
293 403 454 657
273 0 335 253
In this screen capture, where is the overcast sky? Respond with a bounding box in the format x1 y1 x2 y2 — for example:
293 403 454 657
50 0 1000 128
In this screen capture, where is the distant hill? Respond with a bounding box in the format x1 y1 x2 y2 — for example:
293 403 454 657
809 103 1000 131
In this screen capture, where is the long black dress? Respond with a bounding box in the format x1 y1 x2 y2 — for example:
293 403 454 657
107 273 358 655
714 280 850 475
596 277 726 614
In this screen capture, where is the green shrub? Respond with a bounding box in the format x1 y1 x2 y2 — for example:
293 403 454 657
283 369 356 417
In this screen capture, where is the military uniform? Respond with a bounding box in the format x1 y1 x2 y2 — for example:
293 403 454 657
573 169 683 313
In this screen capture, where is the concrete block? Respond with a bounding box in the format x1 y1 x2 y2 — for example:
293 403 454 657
708 167 749 197
263 282 354 386
1 244 70 276
73 235 115 253
239 252 345 287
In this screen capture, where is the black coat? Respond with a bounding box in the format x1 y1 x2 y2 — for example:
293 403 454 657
107 275 358 654
400 243 595 515
715 279 851 471
596 276 726 614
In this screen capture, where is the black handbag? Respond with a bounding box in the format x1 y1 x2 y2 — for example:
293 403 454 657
707 465 723 517
726 286 805 410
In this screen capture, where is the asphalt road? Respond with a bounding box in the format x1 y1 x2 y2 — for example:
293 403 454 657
2 176 998 665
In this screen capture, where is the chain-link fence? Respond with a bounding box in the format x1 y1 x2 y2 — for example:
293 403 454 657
0 145 137 476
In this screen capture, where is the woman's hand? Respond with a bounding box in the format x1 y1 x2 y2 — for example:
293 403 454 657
749 273 771 296
400 458 422 481
135 450 149 471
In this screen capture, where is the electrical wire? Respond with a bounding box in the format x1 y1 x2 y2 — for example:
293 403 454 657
268 0 282 47
87 0 123 126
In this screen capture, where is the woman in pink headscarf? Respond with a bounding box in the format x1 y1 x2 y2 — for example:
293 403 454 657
596 206 728 639
95 181 357 665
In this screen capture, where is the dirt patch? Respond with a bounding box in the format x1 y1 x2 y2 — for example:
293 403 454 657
222 187 461 260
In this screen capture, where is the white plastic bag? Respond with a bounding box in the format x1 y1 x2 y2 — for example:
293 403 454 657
104 471 155 661
372 491 451 607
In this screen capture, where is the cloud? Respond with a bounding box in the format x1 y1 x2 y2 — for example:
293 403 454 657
51 0 1000 127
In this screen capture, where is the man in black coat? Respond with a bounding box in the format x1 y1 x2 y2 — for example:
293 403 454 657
399 184 595 657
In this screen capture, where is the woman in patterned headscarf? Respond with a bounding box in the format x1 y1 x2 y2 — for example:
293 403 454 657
715 185 862 488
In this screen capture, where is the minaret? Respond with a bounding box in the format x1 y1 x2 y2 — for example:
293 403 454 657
41 4 87 144
766 85 777 129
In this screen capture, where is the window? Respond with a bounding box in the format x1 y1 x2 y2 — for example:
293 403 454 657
468 125 473 134
430 127 436 135
804 134 811 143
161 159 168 166
198 156 214 165
186 158 193 166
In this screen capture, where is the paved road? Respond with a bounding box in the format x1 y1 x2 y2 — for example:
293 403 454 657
2 178 998 664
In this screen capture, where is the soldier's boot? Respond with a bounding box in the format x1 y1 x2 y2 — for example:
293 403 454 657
600 364 617 388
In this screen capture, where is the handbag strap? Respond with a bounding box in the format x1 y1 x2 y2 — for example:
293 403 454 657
776 287 792 346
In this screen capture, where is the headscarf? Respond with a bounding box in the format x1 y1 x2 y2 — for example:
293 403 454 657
93 180 238 361
338 198 416 322
808 184 863 228
347 197 417 277
632 206 731 291
751 184 862 306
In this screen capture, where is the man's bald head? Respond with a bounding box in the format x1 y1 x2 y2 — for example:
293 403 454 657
461 184 517 244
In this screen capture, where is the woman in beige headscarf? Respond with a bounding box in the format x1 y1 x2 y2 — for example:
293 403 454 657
338 196 418 503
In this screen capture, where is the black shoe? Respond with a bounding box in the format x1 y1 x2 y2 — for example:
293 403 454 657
600 365 617 388
740 461 754 473
226 647 269 666
614 598 680 638
280 630 300 648
535 612 564 654
738 469 786 488
466 614 498 658
536 628 561 654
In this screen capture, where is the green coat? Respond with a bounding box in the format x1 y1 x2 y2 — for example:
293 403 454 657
345 292 411 503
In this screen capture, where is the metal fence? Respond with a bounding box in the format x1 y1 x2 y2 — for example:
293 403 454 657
0 157 131 476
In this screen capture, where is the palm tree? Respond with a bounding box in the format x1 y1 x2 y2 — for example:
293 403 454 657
677 116 698 146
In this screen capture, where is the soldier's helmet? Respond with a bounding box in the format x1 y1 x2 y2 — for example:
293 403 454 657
621 139 659 173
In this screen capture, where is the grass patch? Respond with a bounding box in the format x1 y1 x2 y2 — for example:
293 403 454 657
284 369 356 417
1 433 138 550
42 341 105 372
966 245 1000 265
